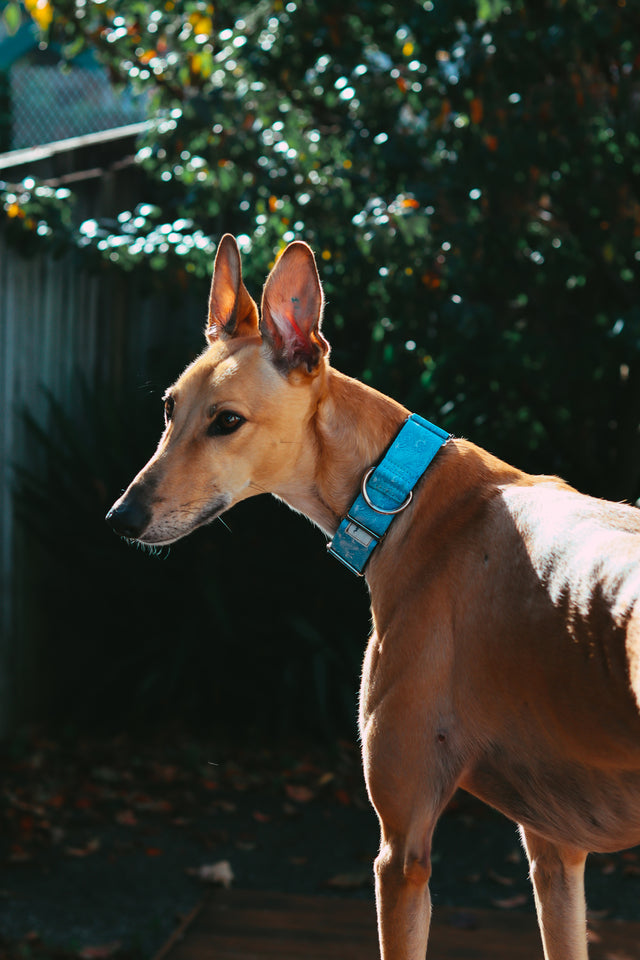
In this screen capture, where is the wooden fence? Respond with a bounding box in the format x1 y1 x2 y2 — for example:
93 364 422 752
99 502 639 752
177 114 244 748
0 232 205 735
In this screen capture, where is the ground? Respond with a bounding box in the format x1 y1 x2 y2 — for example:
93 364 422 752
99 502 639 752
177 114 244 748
1 732 640 960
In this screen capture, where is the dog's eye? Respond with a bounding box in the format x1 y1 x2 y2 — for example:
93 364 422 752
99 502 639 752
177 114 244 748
207 411 245 437
164 396 175 423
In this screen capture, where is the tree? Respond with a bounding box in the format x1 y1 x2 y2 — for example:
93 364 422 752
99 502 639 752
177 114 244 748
4 0 640 736
3 0 640 497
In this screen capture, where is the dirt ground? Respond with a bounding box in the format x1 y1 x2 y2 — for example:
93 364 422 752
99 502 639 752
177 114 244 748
1 732 640 960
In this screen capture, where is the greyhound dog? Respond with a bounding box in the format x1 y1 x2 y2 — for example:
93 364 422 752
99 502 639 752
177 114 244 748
107 235 640 960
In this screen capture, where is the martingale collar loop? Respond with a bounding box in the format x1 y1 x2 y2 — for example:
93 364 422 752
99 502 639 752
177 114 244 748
327 414 450 576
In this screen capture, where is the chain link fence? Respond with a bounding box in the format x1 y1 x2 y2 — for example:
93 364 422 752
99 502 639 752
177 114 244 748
7 55 147 151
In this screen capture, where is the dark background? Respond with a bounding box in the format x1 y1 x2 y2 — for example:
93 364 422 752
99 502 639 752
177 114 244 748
2 0 639 743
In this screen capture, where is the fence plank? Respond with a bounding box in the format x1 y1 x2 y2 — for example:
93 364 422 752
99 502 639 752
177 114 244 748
0 234 204 734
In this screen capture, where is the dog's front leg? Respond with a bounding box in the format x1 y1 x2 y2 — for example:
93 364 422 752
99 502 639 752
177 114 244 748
361 703 459 960
372 814 437 960
520 826 589 960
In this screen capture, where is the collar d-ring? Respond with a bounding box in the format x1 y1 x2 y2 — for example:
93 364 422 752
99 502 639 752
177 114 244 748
361 466 413 515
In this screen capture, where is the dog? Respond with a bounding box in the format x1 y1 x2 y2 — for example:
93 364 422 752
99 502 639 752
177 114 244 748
107 234 640 960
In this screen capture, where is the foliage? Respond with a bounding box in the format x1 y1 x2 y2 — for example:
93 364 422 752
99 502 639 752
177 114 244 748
2 0 639 497
4 0 640 736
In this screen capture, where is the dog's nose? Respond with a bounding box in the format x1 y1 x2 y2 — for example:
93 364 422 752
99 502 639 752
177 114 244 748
105 497 151 540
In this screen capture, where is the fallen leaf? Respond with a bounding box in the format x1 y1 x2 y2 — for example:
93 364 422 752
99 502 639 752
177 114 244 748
235 840 256 852
504 848 523 864
79 941 122 959
587 909 610 921
317 772 335 787
115 810 138 827
153 764 179 783
488 869 516 887
252 810 271 823
492 894 529 909
187 860 234 888
131 793 153 808
285 784 315 804
145 847 162 857
8 845 32 863
65 838 101 858
326 869 372 890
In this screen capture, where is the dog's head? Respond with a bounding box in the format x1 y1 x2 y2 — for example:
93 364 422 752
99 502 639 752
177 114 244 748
106 235 330 545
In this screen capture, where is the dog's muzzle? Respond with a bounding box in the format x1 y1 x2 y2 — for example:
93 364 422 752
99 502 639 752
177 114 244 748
105 494 151 540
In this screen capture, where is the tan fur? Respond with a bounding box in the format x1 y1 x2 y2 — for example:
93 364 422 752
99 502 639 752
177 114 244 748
107 236 640 960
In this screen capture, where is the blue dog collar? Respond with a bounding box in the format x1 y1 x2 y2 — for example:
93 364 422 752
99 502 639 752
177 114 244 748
327 414 450 576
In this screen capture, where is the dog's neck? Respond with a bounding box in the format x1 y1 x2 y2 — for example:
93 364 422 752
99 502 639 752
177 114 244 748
274 365 409 536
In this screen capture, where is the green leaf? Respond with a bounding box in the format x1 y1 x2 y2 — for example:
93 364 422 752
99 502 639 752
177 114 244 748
3 1 22 34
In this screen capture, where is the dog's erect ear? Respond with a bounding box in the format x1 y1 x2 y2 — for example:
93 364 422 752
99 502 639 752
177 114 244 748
206 234 259 343
260 241 330 373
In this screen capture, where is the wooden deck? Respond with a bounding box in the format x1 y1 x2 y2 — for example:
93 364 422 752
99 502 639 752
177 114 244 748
155 889 640 960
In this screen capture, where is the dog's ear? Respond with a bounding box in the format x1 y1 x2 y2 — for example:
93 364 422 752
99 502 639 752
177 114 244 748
206 234 259 343
260 241 329 373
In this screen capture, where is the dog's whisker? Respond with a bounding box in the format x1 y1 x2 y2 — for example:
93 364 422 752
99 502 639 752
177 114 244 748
123 537 171 559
